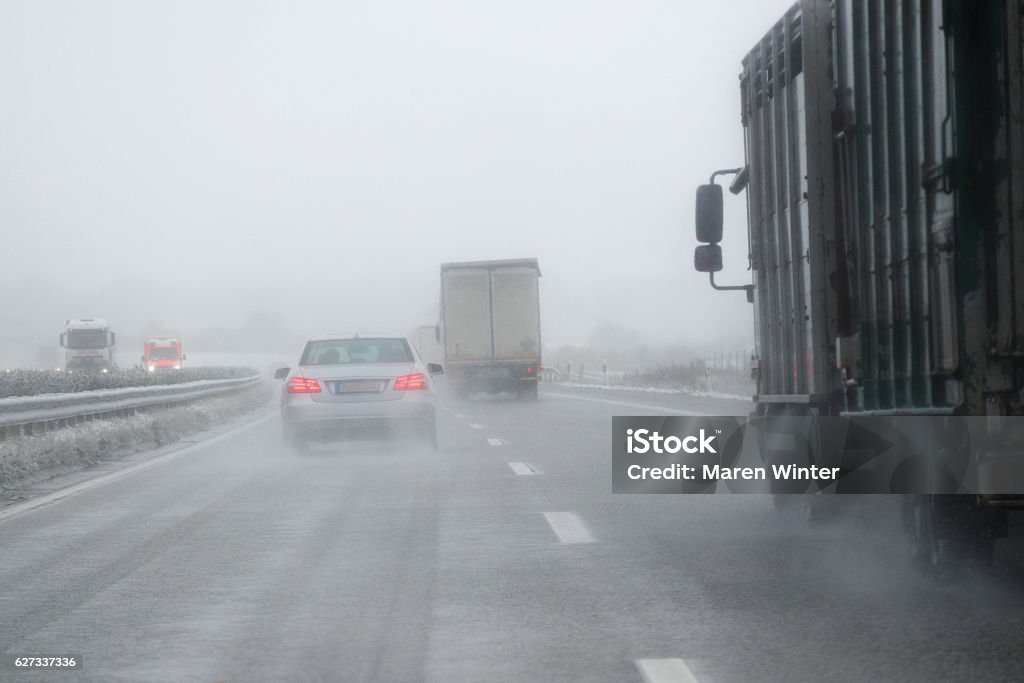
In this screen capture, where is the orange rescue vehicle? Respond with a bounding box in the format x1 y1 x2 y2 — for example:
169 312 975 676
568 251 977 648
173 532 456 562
142 337 185 371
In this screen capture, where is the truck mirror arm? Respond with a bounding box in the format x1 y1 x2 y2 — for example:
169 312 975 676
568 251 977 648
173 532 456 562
709 272 754 304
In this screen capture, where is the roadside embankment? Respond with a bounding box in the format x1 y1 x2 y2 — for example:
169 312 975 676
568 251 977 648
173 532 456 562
0 382 272 491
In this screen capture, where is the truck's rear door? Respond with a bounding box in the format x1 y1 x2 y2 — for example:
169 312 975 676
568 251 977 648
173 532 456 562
442 268 493 361
491 267 540 361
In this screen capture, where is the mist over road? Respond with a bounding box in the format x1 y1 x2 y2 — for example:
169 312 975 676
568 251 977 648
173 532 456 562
2 388 1023 682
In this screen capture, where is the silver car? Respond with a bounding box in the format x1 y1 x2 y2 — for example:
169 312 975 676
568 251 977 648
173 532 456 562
275 334 443 451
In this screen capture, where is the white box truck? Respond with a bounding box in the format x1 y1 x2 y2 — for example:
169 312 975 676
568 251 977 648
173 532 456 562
440 258 541 400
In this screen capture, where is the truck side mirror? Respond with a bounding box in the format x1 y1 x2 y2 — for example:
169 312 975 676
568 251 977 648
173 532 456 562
274 367 290 380
60 333 67 347
434 323 441 343
694 245 723 273
182 353 187 361
109 332 116 345
696 184 723 244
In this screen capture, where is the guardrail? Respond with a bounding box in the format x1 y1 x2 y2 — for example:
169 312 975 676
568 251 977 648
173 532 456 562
0 375 264 439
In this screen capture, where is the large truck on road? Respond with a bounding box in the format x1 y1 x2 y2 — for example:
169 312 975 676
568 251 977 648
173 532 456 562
695 0 1024 574
440 258 542 400
142 337 186 372
60 318 117 372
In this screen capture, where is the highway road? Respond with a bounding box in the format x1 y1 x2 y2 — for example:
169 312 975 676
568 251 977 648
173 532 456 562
2 385 1024 682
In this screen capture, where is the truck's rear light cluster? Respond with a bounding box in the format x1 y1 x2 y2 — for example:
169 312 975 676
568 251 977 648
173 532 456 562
393 373 426 390
287 377 322 394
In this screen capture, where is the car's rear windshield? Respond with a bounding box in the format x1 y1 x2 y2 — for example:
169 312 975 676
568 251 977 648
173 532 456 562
300 338 414 365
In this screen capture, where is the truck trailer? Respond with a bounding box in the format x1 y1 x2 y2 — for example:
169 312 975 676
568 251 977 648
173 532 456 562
695 0 1024 575
60 318 117 372
440 258 542 400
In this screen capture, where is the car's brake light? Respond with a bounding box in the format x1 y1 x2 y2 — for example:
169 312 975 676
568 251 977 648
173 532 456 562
393 373 426 390
287 377 321 393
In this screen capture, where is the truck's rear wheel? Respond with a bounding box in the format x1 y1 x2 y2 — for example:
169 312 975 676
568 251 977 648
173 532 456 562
903 495 1003 579
517 383 538 401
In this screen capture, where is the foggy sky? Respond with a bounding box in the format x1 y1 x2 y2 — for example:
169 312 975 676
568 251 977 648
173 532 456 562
1 0 795 357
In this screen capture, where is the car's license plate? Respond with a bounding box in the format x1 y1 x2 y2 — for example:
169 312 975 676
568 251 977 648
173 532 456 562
332 380 382 394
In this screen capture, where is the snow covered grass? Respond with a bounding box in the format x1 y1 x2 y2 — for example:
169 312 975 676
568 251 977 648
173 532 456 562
0 366 257 399
0 382 271 487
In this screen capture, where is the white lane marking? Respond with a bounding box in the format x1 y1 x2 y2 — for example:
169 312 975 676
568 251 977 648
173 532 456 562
508 462 537 475
469 423 484 429
635 659 700 683
542 511 595 544
487 438 505 446
454 413 465 418
0 411 278 525
543 392 716 416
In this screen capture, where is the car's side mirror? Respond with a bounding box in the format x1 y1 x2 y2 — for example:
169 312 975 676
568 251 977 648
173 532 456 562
274 367 290 380
427 363 444 375
694 244 723 273
695 183 723 244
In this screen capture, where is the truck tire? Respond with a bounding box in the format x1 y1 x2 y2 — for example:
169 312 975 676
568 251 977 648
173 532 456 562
518 382 538 401
903 494 1003 580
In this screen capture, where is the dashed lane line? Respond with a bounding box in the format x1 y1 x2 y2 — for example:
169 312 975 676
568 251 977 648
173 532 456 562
469 423 484 429
542 511 595 544
487 438 505 446
508 462 538 475
635 659 701 683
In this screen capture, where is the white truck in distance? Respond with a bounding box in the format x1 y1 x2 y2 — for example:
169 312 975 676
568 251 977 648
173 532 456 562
440 258 541 400
60 318 117 372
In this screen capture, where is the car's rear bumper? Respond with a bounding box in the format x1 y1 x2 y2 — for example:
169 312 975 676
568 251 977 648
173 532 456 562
282 396 435 437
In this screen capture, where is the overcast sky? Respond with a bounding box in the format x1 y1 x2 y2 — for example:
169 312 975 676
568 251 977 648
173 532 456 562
0 0 795 357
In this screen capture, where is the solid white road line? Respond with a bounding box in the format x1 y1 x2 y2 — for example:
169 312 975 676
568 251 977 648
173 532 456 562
635 659 701 683
543 392 716 416
0 411 278 524
487 438 505 446
507 462 537 475
469 423 484 429
542 511 595 544
454 413 465 419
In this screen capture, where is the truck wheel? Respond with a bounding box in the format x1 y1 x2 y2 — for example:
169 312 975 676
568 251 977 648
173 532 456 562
518 383 538 401
903 495 1001 580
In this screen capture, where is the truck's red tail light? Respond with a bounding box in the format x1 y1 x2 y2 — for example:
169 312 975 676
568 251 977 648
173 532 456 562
393 373 426 390
287 377 321 394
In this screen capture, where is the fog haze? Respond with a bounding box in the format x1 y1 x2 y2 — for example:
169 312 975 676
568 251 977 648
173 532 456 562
0 0 795 360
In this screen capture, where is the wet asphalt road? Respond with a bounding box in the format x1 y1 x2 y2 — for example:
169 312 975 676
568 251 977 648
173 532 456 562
2 385 1024 682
